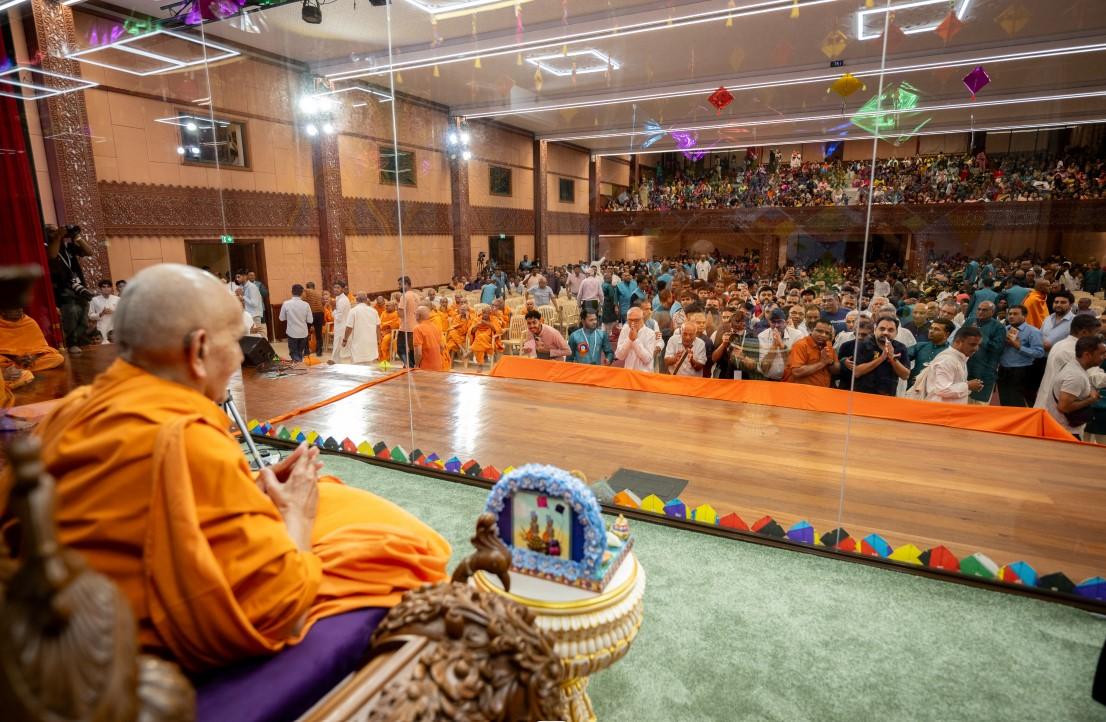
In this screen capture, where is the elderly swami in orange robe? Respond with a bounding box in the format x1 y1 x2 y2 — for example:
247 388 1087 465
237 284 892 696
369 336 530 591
25 263 450 672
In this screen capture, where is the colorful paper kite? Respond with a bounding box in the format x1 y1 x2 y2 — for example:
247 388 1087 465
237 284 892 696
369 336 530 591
827 73 865 99
963 65 990 99
995 3 1030 36
640 119 665 148
821 29 848 59
708 86 734 114
934 10 964 42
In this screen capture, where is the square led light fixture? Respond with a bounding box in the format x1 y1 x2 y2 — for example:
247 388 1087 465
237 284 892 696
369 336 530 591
0 65 98 101
154 113 231 129
857 0 972 41
315 85 393 103
526 49 620 78
66 29 239 77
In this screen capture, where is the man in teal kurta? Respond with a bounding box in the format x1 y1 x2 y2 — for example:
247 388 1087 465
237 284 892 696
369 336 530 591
567 310 614 365
908 318 952 389
967 301 1006 403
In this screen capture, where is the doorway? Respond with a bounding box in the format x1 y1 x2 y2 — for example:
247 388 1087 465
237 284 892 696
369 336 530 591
186 238 271 337
489 235 515 271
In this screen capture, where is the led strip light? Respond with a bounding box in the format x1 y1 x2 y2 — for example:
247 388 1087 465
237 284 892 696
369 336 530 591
461 41 1106 119
66 29 240 77
0 65 98 101
327 0 838 80
526 48 620 77
541 89 1106 142
590 117 1106 158
856 0 973 41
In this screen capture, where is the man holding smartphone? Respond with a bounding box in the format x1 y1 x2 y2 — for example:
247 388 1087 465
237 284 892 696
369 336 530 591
846 316 911 396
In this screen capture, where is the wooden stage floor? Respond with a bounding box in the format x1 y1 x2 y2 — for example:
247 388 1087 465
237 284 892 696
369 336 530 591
14 346 1106 584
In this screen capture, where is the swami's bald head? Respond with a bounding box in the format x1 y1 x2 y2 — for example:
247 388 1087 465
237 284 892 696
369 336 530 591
115 263 244 402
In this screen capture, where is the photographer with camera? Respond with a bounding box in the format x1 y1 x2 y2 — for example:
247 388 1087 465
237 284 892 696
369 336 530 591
46 224 94 354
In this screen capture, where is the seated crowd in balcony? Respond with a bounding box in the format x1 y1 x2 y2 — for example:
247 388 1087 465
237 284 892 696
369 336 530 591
604 148 1106 211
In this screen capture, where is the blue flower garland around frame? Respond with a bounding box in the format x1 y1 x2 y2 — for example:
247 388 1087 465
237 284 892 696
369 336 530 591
484 464 606 583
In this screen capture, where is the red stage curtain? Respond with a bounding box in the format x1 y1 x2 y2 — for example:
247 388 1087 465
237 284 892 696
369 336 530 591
0 29 60 345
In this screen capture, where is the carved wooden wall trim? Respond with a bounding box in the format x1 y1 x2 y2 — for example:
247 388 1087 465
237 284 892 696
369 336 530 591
593 200 1106 236
342 197 452 236
547 211 589 235
466 206 535 235
99 182 319 237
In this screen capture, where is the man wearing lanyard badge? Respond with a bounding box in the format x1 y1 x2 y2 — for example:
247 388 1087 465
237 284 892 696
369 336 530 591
567 310 614 365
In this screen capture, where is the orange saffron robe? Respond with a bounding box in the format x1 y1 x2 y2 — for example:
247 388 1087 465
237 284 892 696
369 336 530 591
0 315 64 372
378 310 400 359
1024 290 1048 330
468 319 498 363
29 360 450 672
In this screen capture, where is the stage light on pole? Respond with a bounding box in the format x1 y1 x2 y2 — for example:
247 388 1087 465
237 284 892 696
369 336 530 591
305 123 319 136
460 130 471 144
185 121 198 131
190 146 201 155
322 122 335 134
176 146 185 155
448 131 459 145
462 149 472 160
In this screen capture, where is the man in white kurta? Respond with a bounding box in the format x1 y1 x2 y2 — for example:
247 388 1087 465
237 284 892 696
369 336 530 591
615 307 658 372
342 294 381 364
1033 314 1102 408
330 283 352 363
87 281 119 343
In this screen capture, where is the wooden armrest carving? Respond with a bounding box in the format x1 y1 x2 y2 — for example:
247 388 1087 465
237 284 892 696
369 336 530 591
0 436 195 722
365 513 566 721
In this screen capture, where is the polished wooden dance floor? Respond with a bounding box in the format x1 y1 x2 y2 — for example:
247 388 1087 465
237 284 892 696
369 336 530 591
14 346 1106 583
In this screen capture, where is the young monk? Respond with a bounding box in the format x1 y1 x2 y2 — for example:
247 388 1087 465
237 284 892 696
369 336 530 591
377 300 400 360
468 308 500 365
444 304 473 363
14 264 450 672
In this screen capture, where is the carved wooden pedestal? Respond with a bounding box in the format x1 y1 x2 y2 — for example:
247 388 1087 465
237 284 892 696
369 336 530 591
472 553 645 722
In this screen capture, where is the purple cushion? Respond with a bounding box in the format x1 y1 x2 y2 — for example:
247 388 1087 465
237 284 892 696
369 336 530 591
194 608 389 722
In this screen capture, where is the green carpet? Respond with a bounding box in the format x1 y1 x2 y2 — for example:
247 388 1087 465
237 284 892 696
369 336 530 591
321 455 1106 721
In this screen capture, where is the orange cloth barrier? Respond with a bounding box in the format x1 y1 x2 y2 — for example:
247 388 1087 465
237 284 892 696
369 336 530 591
265 368 410 426
490 356 1078 443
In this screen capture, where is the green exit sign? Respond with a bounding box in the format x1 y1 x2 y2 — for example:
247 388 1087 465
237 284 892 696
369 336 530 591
499 233 506 239
221 234 234 244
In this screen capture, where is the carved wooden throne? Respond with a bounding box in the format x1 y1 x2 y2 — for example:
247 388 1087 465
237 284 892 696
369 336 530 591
0 436 566 722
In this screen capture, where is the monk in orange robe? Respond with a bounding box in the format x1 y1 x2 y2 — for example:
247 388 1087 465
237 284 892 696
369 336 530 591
468 309 499 364
378 301 400 361
17 264 449 672
1 309 65 393
1024 279 1050 329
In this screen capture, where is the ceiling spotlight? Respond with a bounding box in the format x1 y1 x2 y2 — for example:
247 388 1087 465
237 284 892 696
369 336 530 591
185 122 198 131
460 130 471 144
176 146 185 155
190 146 201 155
298 95 318 114
462 149 472 161
322 122 335 134
305 123 318 136
448 131 459 145
302 0 322 24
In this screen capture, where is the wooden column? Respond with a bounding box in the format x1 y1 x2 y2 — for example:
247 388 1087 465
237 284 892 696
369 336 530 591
533 139 548 266
629 155 639 189
312 133 347 287
760 235 780 276
449 156 471 279
28 0 109 281
588 155 600 262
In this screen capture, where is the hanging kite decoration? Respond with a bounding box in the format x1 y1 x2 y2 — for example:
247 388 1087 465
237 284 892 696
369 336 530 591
708 86 734 115
821 29 848 60
934 10 964 43
640 119 665 149
827 72 865 99
995 3 1030 37
962 65 990 99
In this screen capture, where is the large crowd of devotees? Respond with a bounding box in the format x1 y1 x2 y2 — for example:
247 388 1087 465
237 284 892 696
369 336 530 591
0 227 1103 696
6 232 1105 442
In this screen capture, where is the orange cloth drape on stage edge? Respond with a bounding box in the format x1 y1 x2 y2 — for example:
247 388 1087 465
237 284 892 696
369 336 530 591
489 356 1078 443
